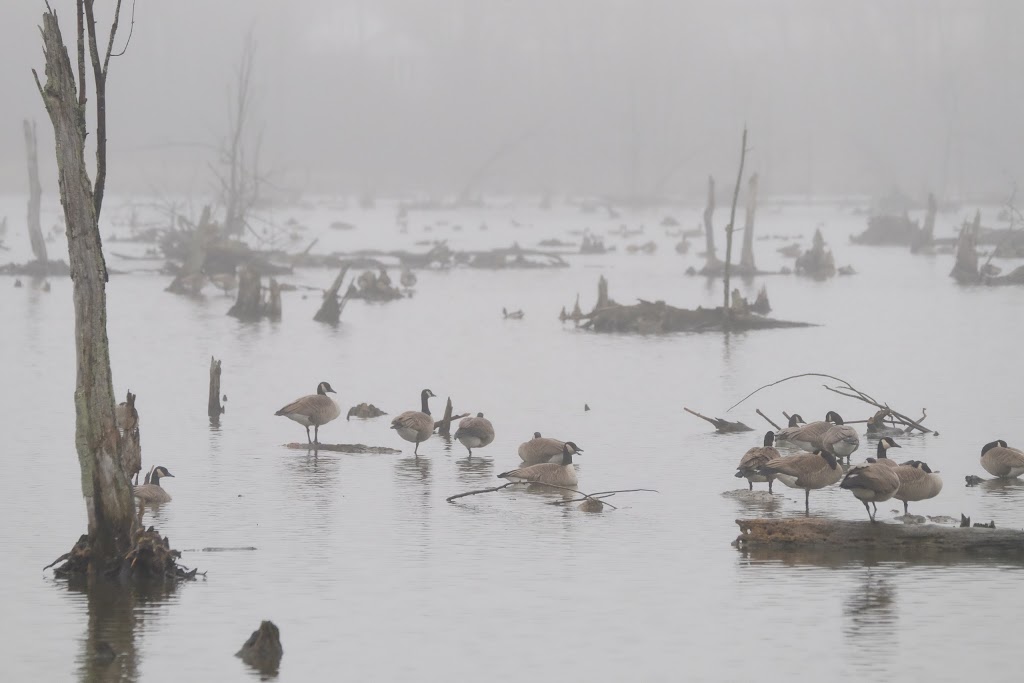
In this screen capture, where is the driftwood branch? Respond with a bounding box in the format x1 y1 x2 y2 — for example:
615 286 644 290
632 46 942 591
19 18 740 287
447 481 657 509
684 407 753 433
446 482 515 502
545 489 659 511
755 409 781 430
283 442 401 454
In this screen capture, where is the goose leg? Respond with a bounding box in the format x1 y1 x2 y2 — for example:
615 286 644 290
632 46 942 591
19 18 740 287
871 502 878 516
414 441 419 457
305 425 312 444
748 481 753 491
314 424 320 444
804 489 810 514
903 501 909 515
768 480 774 494
863 501 873 522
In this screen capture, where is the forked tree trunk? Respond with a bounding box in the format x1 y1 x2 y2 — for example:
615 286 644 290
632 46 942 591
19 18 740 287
35 8 135 566
739 173 758 272
23 119 48 264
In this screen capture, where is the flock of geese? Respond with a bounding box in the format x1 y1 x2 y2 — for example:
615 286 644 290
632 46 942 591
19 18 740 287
736 412 1024 521
128 386 1024 521
131 382 585 505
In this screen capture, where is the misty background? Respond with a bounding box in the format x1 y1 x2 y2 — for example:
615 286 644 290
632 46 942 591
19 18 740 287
1 0 1021 202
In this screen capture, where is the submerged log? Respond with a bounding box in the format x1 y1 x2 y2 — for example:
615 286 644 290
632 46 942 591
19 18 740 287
236 621 283 675
283 442 402 454
734 518 1024 560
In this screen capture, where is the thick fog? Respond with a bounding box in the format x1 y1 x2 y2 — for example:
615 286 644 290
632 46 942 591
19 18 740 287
1 0 1022 200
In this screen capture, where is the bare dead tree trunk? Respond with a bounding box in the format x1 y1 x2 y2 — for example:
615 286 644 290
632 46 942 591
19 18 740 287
313 264 352 324
722 128 749 314
23 119 48 264
740 173 758 273
219 35 260 237
950 210 980 284
702 175 718 265
208 357 223 419
596 274 609 309
167 205 213 295
436 397 455 437
34 3 136 567
228 267 281 321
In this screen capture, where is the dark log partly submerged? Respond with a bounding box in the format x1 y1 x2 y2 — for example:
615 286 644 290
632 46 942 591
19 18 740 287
734 518 1024 560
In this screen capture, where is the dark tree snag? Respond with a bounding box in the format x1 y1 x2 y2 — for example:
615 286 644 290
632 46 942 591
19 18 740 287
734 518 1024 560
23 119 48 264
166 205 214 296
34 5 137 568
739 173 758 273
702 175 719 268
116 390 141 484
722 128 748 313
436 397 455 437
950 211 981 284
596 275 609 310
236 621 283 675
228 267 281 321
208 357 223 419
911 192 937 252
313 264 351 324
684 407 753 433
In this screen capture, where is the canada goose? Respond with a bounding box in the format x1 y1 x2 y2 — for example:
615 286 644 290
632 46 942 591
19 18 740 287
133 466 174 504
840 460 900 521
390 389 436 456
775 413 807 443
502 307 525 320
869 437 901 467
782 412 839 451
758 450 843 512
275 381 341 444
821 412 860 460
454 412 495 457
892 460 943 514
735 431 781 492
980 440 1024 478
498 442 580 487
517 433 584 466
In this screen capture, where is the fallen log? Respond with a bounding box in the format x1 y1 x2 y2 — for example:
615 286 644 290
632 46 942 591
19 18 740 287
734 518 1024 560
283 442 401 454
684 407 752 433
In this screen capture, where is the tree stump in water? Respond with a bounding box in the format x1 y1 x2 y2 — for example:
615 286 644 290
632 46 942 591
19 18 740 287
236 621 283 674
313 264 351 324
208 357 223 419
950 211 981 284
794 229 836 279
228 267 281 321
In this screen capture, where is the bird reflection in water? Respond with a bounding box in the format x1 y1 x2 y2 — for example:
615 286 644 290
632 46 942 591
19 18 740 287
67 577 177 683
395 454 432 483
455 453 493 485
842 571 897 673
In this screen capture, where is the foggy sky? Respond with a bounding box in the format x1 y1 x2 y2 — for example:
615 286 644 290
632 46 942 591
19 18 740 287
1 0 1022 201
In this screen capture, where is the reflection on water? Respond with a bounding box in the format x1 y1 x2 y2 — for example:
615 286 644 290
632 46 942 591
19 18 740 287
454 455 494 485
843 572 897 675
394 455 432 483
69 578 177 683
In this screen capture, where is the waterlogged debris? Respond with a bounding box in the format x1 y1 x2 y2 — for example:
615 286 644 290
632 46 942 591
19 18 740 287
237 621 283 675
283 442 401 454
346 403 387 420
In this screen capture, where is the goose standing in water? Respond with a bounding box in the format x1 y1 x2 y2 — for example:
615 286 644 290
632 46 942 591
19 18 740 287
454 412 495 457
758 450 843 513
893 460 943 514
735 431 781 492
980 440 1024 479
774 414 807 445
782 411 839 452
391 389 436 456
275 381 341 444
517 433 584 466
498 442 581 487
821 412 860 461
840 460 900 522
134 466 175 504
868 437 902 467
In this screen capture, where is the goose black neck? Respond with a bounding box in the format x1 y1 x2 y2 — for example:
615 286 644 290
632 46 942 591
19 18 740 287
420 392 431 415
876 441 889 458
151 471 163 487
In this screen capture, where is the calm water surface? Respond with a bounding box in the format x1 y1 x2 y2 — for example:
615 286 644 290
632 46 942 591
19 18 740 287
1 197 1023 681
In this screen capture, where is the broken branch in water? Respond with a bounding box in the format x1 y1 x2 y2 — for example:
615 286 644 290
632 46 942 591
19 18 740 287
729 373 934 434
545 488 659 511
446 482 657 509
446 483 515 502
684 407 753 433
756 409 781 430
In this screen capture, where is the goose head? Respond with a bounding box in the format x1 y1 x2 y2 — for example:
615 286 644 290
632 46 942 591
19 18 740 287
982 440 1005 456
533 431 542 439
876 437 901 458
762 431 776 447
421 389 436 400
317 381 337 395
788 414 805 427
562 442 583 464
826 411 845 425
476 412 484 418
816 449 839 469
151 465 175 485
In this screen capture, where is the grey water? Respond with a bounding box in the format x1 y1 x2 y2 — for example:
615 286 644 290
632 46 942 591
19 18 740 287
1 196 1023 682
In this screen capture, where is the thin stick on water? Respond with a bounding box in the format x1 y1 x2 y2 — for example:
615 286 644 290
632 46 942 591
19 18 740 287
445 483 515 502
756 409 781 430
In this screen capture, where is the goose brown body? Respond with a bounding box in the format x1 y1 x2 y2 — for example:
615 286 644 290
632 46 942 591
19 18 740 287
275 381 340 443
517 434 583 465
735 431 780 492
498 443 581 487
781 412 838 451
133 466 174 504
841 460 901 521
391 389 436 455
454 413 495 456
821 412 860 459
980 440 1024 478
774 414 807 444
892 460 943 514
758 449 842 512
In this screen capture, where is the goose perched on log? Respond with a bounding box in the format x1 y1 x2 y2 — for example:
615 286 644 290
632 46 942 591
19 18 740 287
774 414 806 444
781 412 839 451
735 431 780 492
391 389 436 456
133 466 175 504
892 460 942 514
275 381 341 444
841 460 900 522
821 412 860 460
454 413 495 457
980 440 1024 479
758 450 842 512
498 443 581 487
517 433 584 466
